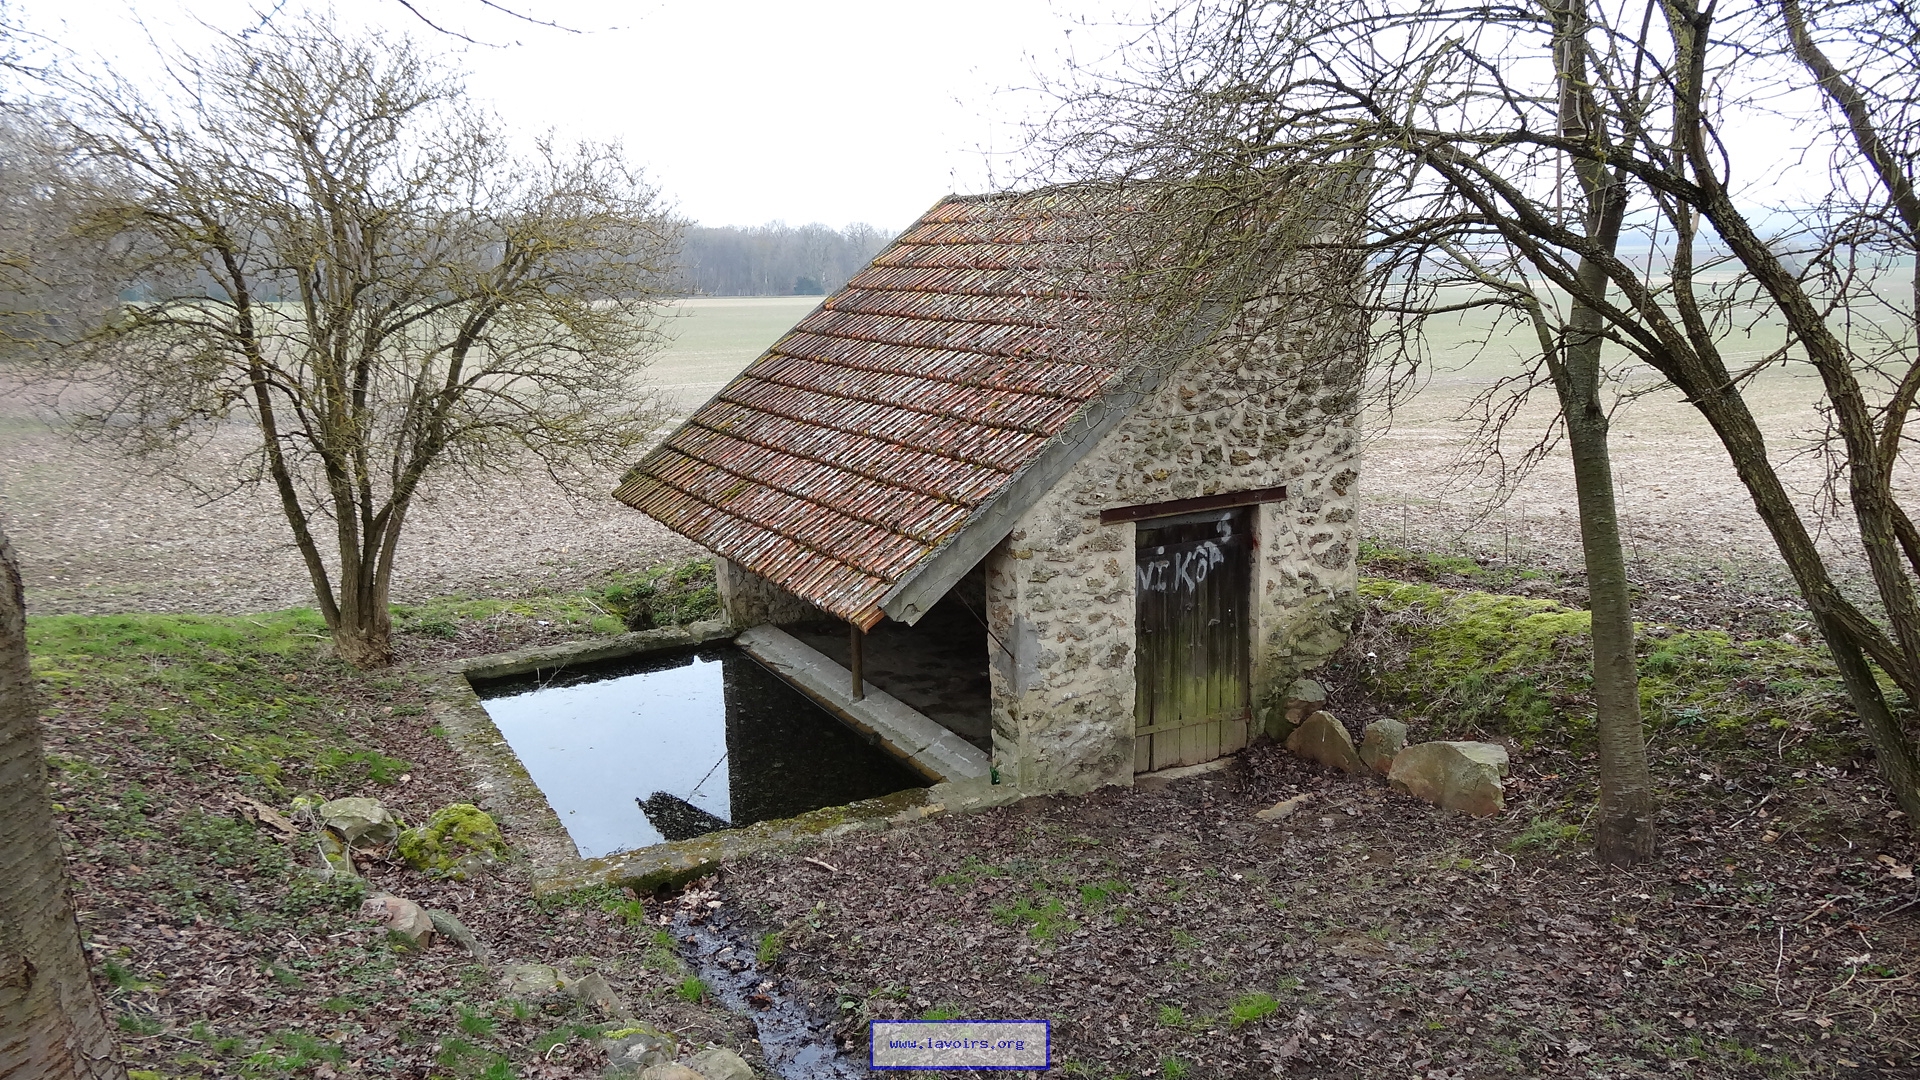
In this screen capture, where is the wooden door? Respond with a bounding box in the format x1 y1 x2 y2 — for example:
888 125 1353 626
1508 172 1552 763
1134 508 1253 773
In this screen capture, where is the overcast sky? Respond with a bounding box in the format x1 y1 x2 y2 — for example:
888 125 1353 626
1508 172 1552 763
23 0 1120 231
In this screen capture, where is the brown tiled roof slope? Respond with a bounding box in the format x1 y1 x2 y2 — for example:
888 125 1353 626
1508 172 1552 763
614 189 1134 630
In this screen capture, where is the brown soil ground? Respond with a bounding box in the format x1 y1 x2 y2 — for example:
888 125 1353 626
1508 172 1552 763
711 731 1919 1078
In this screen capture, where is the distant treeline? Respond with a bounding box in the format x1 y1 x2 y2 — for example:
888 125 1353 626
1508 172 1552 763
679 222 895 296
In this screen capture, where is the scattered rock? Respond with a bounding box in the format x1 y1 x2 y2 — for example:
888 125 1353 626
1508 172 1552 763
600 1021 680 1072
1284 711 1365 775
501 962 565 999
1273 677 1328 739
426 909 489 961
361 894 434 947
564 971 628 1018
638 1065 706 1080
1358 718 1409 775
687 1047 754 1080
1388 741 1510 817
318 797 401 848
1254 793 1313 822
232 794 299 838
314 831 357 879
396 803 506 879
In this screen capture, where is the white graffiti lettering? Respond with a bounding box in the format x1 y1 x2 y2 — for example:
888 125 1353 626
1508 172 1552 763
1138 541 1228 594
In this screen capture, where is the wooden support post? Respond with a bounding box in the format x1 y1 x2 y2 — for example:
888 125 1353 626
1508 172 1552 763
848 622 864 699
849 623 865 701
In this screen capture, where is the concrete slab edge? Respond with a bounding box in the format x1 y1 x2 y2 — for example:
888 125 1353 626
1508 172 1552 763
734 625 993 784
533 775 1025 896
458 619 734 682
1139 757 1237 783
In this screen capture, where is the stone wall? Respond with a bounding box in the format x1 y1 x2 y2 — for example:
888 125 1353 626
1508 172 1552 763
714 558 826 628
984 308 1363 795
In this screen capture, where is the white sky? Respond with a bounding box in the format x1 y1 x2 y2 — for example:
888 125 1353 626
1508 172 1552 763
21 0 1118 230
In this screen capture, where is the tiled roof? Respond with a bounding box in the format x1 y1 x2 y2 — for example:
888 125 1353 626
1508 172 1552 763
614 189 1135 630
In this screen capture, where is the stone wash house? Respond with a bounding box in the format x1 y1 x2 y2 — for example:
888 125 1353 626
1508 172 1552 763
615 187 1361 797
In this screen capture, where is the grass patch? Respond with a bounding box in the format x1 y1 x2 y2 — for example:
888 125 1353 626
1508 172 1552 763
992 893 1079 943
1078 879 1130 910
932 856 1010 888
1229 992 1280 1027
598 559 720 630
1504 816 1585 853
29 602 652 1078
390 558 717 640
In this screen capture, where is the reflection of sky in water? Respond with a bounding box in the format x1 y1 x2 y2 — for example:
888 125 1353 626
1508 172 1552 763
479 656 732 858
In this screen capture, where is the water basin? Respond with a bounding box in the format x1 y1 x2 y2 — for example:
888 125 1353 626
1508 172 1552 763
471 644 924 858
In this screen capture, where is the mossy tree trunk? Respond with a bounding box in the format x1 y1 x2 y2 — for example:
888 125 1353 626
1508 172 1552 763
0 525 126 1078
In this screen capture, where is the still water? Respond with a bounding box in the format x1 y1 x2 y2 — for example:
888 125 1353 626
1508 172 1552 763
471 645 923 859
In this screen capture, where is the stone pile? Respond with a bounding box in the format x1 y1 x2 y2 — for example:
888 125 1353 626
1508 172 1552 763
1269 678 1510 818
499 962 762 1079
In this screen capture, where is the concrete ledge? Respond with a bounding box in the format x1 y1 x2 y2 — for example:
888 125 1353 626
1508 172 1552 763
459 619 734 682
534 787 939 894
734 624 993 785
533 775 1025 895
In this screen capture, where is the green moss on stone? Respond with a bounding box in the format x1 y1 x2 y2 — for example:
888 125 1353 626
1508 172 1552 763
396 803 506 878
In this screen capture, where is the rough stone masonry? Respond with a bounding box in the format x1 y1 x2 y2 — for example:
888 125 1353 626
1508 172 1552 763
983 304 1363 795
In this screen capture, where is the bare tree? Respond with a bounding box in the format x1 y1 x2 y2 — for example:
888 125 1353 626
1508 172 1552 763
45 16 679 667
0 117 121 359
1041 0 1920 836
0 525 124 1078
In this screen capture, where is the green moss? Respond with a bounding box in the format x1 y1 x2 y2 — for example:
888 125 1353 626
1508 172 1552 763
388 558 718 639
1359 579 1861 759
597 559 719 631
396 804 507 878
1360 580 1592 742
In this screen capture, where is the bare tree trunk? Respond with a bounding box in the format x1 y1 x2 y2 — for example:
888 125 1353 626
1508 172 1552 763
1537 0 1656 863
1560 357 1657 863
332 531 391 669
0 525 125 1079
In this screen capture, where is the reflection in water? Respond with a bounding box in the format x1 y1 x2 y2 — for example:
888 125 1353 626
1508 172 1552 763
638 792 732 841
472 645 922 858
